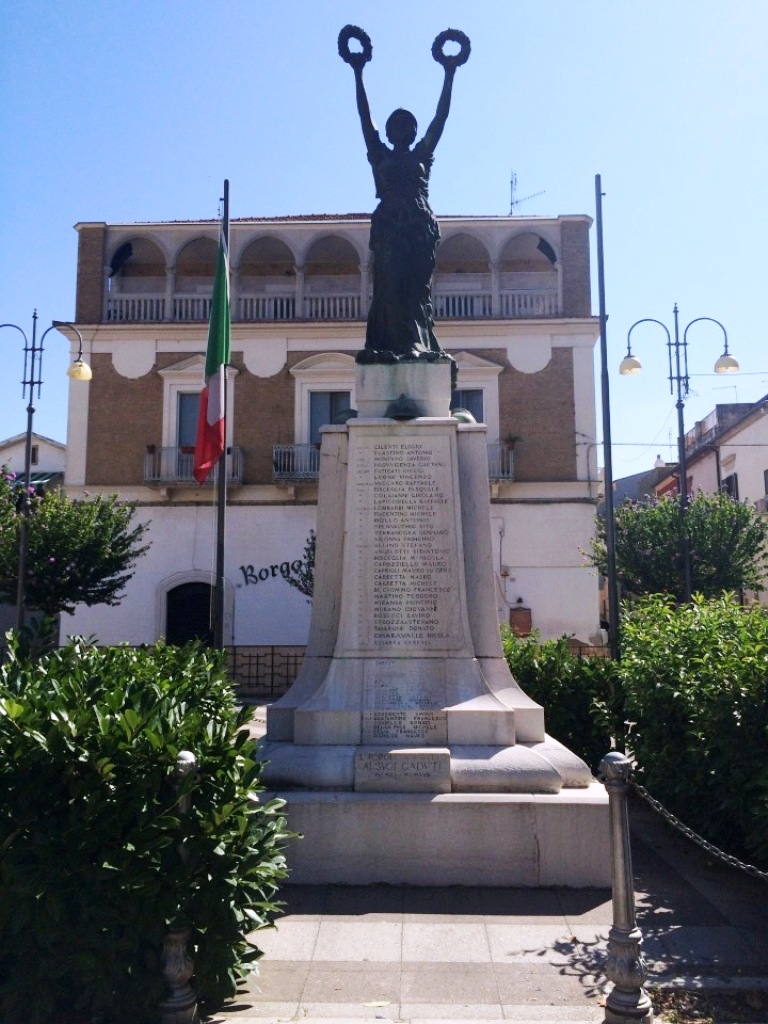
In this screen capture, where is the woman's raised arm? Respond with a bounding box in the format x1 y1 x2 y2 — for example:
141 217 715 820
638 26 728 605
338 26 379 153
421 29 471 154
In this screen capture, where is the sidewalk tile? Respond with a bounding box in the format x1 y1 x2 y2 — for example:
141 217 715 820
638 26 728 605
249 919 319 960
399 1004 503 1020
313 920 403 962
486 924 585 964
300 965 403 1004
400 963 500 1003
402 922 491 962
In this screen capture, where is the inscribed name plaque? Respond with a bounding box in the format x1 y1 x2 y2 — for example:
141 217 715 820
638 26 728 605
354 747 452 793
360 658 447 743
343 426 472 654
362 709 447 744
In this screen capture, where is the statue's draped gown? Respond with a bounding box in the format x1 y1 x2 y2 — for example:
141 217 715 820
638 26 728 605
364 137 443 358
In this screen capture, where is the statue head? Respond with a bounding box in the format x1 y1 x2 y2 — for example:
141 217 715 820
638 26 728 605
385 108 418 148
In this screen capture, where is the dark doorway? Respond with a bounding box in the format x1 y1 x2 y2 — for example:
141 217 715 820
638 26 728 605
166 582 214 646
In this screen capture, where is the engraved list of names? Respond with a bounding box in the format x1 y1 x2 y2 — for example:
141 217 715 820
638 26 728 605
352 432 465 650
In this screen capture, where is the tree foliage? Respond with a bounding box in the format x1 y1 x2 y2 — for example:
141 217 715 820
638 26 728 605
589 492 768 602
0 470 150 616
283 529 315 601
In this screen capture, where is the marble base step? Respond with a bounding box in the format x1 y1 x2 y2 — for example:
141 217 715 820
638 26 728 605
259 734 593 793
263 785 610 886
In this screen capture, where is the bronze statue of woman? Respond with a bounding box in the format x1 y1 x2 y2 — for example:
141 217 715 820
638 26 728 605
338 26 470 364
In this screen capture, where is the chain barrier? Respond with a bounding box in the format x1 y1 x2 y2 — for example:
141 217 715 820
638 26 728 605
631 779 768 884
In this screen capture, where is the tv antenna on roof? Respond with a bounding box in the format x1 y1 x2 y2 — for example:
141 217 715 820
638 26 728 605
510 171 545 213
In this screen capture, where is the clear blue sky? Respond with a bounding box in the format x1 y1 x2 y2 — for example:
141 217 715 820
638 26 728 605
1 0 766 480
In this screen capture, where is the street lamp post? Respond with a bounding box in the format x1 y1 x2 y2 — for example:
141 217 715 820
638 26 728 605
620 304 738 602
0 312 91 633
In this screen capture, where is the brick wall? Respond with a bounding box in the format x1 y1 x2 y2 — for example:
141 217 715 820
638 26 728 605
84 349 299 488
233 354 295 486
85 353 163 485
75 224 107 322
83 344 577 488
496 347 577 481
559 220 591 318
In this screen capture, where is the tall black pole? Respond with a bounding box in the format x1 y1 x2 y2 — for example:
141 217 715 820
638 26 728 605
595 176 620 659
672 303 692 602
213 180 230 649
16 311 42 634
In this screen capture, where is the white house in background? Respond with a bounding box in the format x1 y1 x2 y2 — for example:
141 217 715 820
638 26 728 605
56 211 604 664
673 398 768 506
0 432 66 487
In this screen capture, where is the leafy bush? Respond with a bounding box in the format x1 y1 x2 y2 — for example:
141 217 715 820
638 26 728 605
503 601 768 869
284 528 315 601
619 594 768 867
0 639 290 1024
588 492 768 602
0 468 151 616
501 628 620 771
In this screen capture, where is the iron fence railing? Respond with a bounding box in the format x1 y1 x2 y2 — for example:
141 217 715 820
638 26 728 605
144 446 244 486
226 645 304 699
0 641 303 698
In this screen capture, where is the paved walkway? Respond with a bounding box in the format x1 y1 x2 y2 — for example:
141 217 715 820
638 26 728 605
207 797 768 1023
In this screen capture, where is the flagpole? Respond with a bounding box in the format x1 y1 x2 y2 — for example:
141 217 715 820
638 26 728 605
213 179 230 649
595 174 619 660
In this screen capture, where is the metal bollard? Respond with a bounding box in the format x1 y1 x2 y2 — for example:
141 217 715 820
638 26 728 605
160 750 200 1024
599 751 654 1024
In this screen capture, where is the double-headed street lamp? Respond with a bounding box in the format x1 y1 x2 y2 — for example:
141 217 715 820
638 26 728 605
0 311 91 633
620 303 739 602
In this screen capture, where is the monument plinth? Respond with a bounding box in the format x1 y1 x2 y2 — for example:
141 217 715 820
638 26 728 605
260 370 608 884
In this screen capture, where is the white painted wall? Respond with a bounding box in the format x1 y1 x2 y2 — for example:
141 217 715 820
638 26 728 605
60 498 600 648
498 502 600 642
61 504 316 646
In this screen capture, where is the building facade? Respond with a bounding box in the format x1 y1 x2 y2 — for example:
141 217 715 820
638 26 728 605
59 213 603 649
653 398 768 603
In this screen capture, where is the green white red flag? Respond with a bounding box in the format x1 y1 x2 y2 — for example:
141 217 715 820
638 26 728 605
194 234 231 484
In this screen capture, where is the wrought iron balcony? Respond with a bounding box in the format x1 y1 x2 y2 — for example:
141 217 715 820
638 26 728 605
273 444 321 483
486 443 515 481
144 446 244 486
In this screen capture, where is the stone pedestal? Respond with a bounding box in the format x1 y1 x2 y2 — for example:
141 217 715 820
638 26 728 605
260 361 608 885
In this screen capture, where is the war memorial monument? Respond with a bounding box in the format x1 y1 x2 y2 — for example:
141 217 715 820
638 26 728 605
259 26 609 886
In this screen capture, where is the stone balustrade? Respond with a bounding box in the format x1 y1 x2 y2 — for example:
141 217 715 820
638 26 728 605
105 287 560 324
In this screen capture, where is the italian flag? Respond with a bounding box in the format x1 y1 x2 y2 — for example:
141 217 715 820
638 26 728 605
194 234 231 484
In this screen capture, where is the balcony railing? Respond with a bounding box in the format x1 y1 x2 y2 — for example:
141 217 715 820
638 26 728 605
106 296 166 322
238 294 296 320
499 290 559 317
434 292 493 318
105 287 560 324
273 444 321 483
486 444 515 481
304 293 362 319
144 446 244 486
272 443 514 484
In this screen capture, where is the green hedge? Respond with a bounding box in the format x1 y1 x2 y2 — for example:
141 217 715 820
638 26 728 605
502 595 768 869
619 594 768 867
0 639 290 1024
501 627 619 771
